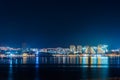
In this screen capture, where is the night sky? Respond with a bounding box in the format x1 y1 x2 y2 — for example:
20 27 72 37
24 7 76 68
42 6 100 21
0 0 120 48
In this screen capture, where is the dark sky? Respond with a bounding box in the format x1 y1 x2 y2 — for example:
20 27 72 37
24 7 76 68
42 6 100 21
0 0 120 48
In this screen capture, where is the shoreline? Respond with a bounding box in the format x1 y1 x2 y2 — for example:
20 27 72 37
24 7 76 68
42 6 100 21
0 54 119 58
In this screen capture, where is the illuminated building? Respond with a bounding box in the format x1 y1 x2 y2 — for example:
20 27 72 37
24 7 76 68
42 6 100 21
70 45 76 53
0 44 109 55
56 47 65 54
83 46 96 54
90 47 96 54
77 45 82 53
102 45 108 53
84 46 90 53
40 48 48 53
23 53 28 57
97 45 108 54
82 45 108 54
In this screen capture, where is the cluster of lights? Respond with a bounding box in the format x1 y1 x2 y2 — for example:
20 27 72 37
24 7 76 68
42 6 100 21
0 46 40 57
40 44 109 54
2 44 120 57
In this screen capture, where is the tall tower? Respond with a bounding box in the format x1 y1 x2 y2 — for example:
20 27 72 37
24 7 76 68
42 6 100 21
70 45 76 53
77 45 82 53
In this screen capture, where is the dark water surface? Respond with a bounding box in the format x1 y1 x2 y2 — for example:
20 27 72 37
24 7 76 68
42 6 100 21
0 56 120 80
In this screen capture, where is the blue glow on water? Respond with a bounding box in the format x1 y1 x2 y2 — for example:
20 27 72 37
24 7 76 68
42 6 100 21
0 56 119 67
91 57 97 64
35 57 39 80
36 57 39 64
82 57 88 64
8 57 13 80
10 58 12 67
100 57 108 64
15 59 18 64
35 57 39 68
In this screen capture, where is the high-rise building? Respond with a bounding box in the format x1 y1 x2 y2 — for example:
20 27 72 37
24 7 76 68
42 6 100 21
97 45 108 54
90 47 96 54
83 46 96 54
83 46 90 53
77 45 82 53
97 45 102 53
70 45 76 53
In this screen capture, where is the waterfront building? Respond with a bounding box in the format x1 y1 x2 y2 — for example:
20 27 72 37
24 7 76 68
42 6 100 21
70 45 76 53
83 46 90 54
83 46 96 54
97 45 108 54
56 47 64 54
90 46 96 54
77 45 82 53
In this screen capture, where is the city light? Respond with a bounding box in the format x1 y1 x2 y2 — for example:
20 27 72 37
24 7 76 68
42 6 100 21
0 44 119 57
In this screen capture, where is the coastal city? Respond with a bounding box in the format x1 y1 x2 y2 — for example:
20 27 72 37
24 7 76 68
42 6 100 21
0 44 119 57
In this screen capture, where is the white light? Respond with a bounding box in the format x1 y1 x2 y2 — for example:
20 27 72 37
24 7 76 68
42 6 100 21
10 54 13 56
83 54 88 57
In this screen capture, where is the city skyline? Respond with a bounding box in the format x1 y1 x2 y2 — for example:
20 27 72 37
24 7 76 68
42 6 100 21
0 0 120 80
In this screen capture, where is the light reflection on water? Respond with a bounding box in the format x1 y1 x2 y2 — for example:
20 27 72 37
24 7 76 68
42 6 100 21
1 56 120 67
8 57 13 80
35 57 39 68
35 57 39 80
0 56 120 80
